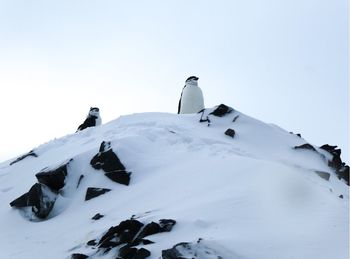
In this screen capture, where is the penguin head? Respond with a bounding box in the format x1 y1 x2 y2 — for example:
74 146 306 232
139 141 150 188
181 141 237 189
89 107 100 117
185 76 199 86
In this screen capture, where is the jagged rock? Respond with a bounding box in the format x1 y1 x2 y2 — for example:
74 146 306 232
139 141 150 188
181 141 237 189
320 144 343 170
9 150 38 165
98 219 144 249
77 174 84 188
224 128 235 138
10 183 57 219
293 143 316 152
162 239 222 259
210 104 234 117
35 161 71 192
90 141 126 172
118 245 151 259
290 132 302 138
314 171 331 181
92 213 104 220
87 240 97 246
85 187 111 201
71 253 88 259
336 165 349 185
159 219 177 232
339 195 344 199
90 141 131 185
105 171 131 186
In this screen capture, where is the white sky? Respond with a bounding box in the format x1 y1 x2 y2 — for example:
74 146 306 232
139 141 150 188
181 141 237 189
0 0 348 163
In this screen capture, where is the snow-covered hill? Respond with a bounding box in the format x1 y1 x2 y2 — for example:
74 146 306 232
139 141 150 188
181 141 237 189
0 105 348 259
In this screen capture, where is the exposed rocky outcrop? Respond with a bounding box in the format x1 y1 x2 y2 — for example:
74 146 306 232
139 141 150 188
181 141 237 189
10 183 57 219
9 150 38 166
85 187 111 201
90 141 131 186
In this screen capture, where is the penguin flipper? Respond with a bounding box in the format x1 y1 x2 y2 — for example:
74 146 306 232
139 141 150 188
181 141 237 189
77 116 96 131
177 86 185 114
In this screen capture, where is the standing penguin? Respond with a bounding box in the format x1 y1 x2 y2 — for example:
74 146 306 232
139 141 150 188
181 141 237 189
76 107 102 132
178 76 204 114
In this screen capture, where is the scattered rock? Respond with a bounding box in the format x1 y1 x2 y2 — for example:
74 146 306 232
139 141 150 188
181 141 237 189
339 195 344 199
85 187 111 201
35 161 71 192
87 240 97 246
336 165 349 185
90 141 131 186
290 132 302 138
224 128 235 138
320 144 342 170
90 141 126 172
92 213 104 220
118 245 151 259
10 183 57 219
162 239 223 259
98 219 144 248
320 144 349 185
71 253 88 259
210 104 234 117
314 171 331 181
232 115 239 123
293 143 316 152
9 150 38 166
105 171 131 186
77 174 84 189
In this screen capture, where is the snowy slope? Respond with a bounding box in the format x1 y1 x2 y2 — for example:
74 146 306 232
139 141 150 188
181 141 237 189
0 105 348 259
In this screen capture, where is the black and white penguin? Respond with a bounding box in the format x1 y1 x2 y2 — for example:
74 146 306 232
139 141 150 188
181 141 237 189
76 107 102 132
178 76 205 114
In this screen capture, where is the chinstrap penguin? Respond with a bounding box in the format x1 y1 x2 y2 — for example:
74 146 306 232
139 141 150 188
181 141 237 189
77 107 102 132
178 76 204 114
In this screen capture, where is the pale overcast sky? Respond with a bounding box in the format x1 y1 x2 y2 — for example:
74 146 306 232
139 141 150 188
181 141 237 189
0 0 348 163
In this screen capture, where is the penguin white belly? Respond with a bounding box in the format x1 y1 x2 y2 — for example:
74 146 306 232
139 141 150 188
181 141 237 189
180 86 204 114
95 116 102 126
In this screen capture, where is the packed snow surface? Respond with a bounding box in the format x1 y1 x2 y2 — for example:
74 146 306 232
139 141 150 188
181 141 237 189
0 107 348 259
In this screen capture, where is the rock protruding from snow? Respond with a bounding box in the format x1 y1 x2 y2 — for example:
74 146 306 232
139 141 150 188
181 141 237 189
314 171 331 181
162 239 223 259
320 144 349 185
9 150 38 166
35 160 71 192
199 104 234 125
91 213 104 220
90 141 131 185
293 143 316 152
10 183 57 219
224 128 235 138
71 253 88 259
85 187 111 201
77 218 176 258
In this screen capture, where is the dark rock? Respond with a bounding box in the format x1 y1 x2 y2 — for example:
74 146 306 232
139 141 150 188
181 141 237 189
87 239 97 246
9 193 29 207
320 144 342 170
118 245 151 259
98 219 144 249
293 143 316 152
159 219 177 232
90 141 132 185
85 187 111 201
90 141 126 172
77 175 84 188
105 171 131 186
139 239 154 245
290 132 302 138
92 213 104 220
232 115 239 123
35 161 70 192
162 240 223 259
10 150 38 166
135 219 176 242
336 165 349 185
162 242 190 259
224 128 235 138
339 195 344 199
314 171 331 181
10 183 57 219
71 253 88 259
209 104 234 117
